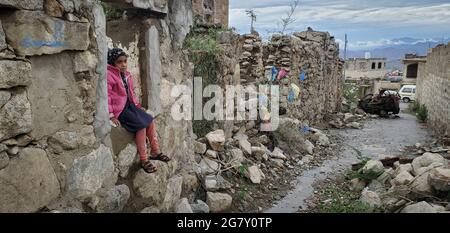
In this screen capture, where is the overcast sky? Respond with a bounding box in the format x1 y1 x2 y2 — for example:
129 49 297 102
229 0 450 50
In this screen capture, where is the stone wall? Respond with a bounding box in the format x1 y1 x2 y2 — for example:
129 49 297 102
239 33 264 84
0 0 106 213
416 43 450 136
0 0 197 213
192 0 228 27
260 30 344 125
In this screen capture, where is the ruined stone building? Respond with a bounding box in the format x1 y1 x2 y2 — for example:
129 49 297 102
344 57 387 97
0 0 197 213
0 0 344 213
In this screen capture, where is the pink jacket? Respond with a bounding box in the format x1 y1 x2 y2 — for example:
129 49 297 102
107 64 142 119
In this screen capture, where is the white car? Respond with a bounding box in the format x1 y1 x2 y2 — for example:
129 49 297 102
399 85 416 103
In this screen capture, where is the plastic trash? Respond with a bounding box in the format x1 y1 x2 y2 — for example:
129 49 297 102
300 124 310 135
277 69 287 80
299 71 306 81
290 83 300 98
271 66 278 82
288 90 295 103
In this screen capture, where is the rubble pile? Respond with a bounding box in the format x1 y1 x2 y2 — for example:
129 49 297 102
188 117 340 212
349 142 450 213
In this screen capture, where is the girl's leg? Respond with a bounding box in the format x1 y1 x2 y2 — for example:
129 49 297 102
146 122 161 155
135 129 148 162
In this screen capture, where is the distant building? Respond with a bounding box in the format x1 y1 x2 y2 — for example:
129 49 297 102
344 58 388 97
192 0 229 28
402 53 427 85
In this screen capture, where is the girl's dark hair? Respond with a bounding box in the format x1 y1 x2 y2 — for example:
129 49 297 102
107 48 128 65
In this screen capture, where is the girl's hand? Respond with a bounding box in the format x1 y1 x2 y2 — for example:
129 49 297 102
111 117 121 127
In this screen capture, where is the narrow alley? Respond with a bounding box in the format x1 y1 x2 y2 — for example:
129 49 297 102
267 103 431 213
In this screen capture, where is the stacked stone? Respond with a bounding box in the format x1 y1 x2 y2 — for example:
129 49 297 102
239 33 264 84
259 30 343 126
416 42 450 137
0 0 198 214
0 0 103 213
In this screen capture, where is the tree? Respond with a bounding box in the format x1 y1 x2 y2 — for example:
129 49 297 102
279 0 300 35
245 9 257 34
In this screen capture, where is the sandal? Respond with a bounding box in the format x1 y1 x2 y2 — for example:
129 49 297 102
149 153 171 162
141 161 157 173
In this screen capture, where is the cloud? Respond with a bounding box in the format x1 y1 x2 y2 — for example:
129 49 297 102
336 38 442 50
229 0 450 49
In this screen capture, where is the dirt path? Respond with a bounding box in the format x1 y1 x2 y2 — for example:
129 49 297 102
265 103 431 213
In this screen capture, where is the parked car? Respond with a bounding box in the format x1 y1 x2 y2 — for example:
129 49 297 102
398 85 416 103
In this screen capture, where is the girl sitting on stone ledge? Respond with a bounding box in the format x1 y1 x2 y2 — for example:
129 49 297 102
107 48 170 174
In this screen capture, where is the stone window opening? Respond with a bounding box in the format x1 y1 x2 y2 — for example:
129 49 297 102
378 62 382 69
371 62 376 70
406 63 418 78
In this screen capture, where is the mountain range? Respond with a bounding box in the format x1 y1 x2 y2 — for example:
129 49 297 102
340 37 450 70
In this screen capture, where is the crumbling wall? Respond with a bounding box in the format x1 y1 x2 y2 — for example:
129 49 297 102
0 0 197 213
416 42 450 136
239 33 264 84
261 30 343 125
0 0 108 213
192 0 228 27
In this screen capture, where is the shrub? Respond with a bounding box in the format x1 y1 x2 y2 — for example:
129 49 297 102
416 104 428 123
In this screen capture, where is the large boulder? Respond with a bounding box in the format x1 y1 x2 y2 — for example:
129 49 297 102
205 130 225 151
412 153 446 175
394 163 413 177
0 0 43 10
0 148 60 213
133 161 170 204
391 170 414 186
360 189 382 209
428 168 450 192
0 89 32 141
206 192 232 213
96 185 130 213
0 60 32 89
410 171 433 196
401 201 437 213
66 145 116 200
0 10 90 56
362 160 384 176
117 144 138 178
